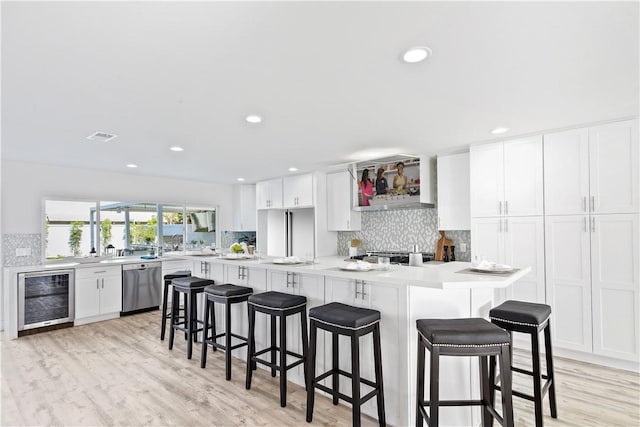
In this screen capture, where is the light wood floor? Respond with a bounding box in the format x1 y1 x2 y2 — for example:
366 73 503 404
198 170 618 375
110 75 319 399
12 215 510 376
1 311 638 427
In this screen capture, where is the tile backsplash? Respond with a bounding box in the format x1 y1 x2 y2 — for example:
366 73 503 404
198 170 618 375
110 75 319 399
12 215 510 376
2 233 42 267
337 208 471 261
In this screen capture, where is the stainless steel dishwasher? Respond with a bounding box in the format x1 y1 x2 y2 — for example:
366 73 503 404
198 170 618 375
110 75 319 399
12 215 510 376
121 262 162 314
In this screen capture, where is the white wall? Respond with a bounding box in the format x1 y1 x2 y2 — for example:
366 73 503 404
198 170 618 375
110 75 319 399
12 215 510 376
1 159 235 329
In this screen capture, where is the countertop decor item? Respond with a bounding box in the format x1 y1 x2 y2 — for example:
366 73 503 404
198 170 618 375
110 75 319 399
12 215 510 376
435 231 452 261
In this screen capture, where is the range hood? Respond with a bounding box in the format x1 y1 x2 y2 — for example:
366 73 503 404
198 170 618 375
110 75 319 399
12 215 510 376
350 154 435 211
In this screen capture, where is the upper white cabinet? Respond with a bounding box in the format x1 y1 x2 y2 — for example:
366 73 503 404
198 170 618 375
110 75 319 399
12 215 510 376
326 171 361 231
233 184 257 231
437 152 470 230
256 178 283 210
283 173 314 208
544 120 639 215
470 136 543 217
589 120 639 214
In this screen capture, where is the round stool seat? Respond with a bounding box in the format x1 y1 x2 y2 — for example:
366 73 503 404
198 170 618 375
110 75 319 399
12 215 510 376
490 300 551 327
172 276 214 289
204 284 253 298
309 302 380 329
417 318 510 348
164 271 191 281
248 291 306 309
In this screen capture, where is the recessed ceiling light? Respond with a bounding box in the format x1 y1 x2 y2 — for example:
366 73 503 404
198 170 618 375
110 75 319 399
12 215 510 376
237 177 245 182
245 115 263 124
86 131 118 142
490 127 510 134
402 47 432 63
170 146 184 152
126 164 138 168
288 167 298 172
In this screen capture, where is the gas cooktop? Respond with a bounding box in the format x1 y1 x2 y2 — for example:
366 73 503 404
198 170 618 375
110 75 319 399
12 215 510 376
349 251 434 265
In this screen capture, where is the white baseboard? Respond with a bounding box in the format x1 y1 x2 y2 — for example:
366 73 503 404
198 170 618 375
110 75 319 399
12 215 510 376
74 312 120 326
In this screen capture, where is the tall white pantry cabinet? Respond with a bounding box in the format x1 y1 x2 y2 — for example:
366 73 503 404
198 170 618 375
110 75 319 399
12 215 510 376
544 120 639 362
471 118 639 365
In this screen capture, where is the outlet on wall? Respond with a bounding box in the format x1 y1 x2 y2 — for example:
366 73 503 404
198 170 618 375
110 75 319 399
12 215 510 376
459 242 467 253
16 247 31 257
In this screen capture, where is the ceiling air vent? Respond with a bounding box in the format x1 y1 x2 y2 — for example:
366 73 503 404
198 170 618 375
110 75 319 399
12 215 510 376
86 131 118 142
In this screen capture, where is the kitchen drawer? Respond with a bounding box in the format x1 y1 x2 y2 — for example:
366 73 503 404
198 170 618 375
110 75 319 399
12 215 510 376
75 265 122 280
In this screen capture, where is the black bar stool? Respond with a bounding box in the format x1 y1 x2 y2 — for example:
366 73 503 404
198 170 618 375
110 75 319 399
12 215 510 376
306 302 385 427
201 283 254 380
416 318 514 427
160 271 191 341
168 276 214 359
489 300 557 427
245 291 308 408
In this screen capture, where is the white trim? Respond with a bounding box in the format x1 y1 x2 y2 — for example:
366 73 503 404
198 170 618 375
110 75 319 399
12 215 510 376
309 316 380 331
249 301 307 311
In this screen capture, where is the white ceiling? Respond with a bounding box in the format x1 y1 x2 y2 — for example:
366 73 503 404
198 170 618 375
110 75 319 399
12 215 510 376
2 1 638 184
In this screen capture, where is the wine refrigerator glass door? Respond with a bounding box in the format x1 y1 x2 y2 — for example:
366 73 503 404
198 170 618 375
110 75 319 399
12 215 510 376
18 270 75 330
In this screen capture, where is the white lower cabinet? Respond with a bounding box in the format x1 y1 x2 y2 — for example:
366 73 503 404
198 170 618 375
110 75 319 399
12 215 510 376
267 270 325 386
471 216 545 303
223 264 268 361
324 277 402 424
75 265 122 324
546 214 640 361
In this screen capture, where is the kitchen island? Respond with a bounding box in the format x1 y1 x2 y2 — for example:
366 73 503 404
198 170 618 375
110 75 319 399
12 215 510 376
4 255 530 426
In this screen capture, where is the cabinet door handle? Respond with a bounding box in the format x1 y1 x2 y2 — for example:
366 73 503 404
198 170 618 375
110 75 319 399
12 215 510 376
505 201 509 215
94 270 107 274
354 279 361 298
591 217 596 232
361 281 367 299
499 201 503 215
590 196 595 212
96 279 99 289
102 278 104 289
583 196 587 212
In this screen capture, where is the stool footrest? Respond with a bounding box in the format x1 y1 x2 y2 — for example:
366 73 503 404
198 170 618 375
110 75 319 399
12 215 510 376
211 332 248 341
207 340 249 352
494 378 552 402
312 368 378 391
423 399 485 407
313 383 379 406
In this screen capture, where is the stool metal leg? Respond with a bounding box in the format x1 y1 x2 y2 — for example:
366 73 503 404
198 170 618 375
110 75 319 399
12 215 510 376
429 347 440 427
544 322 557 418
499 346 514 427
301 309 309 391
373 323 386 427
200 299 210 368
332 332 339 405
306 319 318 423
416 336 426 427
160 281 169 340
245 305 256 390
225 300 232 380
280 313 288 407
351 332 361 427
271 315 277 377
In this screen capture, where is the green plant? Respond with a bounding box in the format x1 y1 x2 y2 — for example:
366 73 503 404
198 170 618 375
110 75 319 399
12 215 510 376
130 216 157 244
68 221 83 256
101 218 113 248
44 216 50 248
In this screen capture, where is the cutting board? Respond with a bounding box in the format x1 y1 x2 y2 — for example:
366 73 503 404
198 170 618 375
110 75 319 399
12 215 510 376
435 231 452 261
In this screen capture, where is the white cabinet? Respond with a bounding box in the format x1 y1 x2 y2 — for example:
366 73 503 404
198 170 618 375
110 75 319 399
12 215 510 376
470 136 543 217
589 120 639 214
75 265 122 324
283 173 314 208
193 259 224 282
324 277 403 422
544 120 639 215
546 214 640 361
256 178 283 210
326 171 361 231
437 152 470 230
471 216 545 304
233 184 257 231
267 270 325 386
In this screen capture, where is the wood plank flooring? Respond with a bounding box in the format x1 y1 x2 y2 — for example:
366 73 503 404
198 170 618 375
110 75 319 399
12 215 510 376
1 311 639 427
